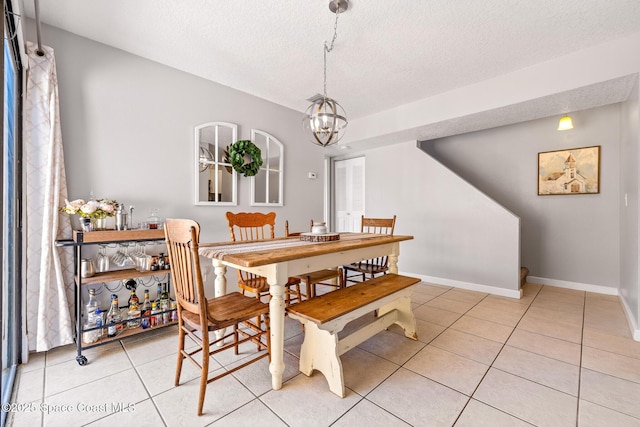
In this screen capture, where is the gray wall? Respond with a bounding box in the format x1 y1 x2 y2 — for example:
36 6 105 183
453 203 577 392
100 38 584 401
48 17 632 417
621 79 640 332
26 21 326 243
24 21 329 306
423 104 621 289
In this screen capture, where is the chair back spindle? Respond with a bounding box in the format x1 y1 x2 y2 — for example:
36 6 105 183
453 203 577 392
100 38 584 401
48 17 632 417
361 216 396 235
344 215 397 285
226 211 276 242
226 212 277 293
362 215 396 269
165 219 207 327
226 211 305 306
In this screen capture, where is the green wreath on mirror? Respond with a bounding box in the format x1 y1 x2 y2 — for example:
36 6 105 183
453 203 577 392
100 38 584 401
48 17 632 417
227 140 263 177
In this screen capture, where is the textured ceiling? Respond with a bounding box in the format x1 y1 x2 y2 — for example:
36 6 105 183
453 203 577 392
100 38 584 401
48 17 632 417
341 75 639 153
20 0 640 127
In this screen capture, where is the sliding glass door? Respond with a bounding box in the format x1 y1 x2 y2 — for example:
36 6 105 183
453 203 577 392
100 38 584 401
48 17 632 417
2 9 23 425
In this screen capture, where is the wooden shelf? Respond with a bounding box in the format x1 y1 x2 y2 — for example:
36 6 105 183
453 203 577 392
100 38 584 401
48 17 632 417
77 268 170 285
81 320 177 350
73 228 165 244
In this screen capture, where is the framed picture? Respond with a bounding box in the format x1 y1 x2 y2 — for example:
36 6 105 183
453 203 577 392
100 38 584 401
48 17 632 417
538 145 600 195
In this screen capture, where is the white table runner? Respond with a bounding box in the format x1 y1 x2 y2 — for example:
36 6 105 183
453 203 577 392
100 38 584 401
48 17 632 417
199 233 379 259
199 238 315 259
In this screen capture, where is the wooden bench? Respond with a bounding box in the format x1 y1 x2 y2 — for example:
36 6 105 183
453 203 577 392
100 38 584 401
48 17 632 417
287 273 421 397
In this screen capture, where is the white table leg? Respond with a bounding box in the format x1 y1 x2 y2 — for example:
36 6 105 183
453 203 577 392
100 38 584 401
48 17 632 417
213 259 227 344
268 282 286 389
388 242 399 274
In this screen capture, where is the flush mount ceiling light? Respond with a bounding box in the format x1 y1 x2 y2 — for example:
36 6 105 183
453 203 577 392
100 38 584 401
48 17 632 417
302 0 349 147
557 114 574 131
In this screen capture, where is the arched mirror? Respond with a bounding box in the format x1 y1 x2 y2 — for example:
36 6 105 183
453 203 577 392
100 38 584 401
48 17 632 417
195 122 238 205
251 129 284 206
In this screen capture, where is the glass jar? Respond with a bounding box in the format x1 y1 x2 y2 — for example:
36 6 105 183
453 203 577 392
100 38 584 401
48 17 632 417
147 208 160 229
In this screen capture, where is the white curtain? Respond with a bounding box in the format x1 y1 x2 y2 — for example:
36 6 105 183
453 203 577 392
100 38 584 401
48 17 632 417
23 41 75 352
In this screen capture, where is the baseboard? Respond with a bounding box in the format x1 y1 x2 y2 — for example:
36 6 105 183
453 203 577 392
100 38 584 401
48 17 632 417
527 276 618 295
401 272 522 299
619 293 640 342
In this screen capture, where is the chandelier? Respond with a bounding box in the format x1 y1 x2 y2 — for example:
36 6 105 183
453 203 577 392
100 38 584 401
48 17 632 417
303 0 349 147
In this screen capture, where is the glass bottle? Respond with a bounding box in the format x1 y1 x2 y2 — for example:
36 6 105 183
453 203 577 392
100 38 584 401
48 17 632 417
83 289 101 344
161 283 170 304
160 283 171 324
94 308 103 337
155 283 163 307
86 288 99 324
127 289 140 328
140 290 152 329
170 301 178 322
157 253 166 270
150 302 159 327
106 294 123 338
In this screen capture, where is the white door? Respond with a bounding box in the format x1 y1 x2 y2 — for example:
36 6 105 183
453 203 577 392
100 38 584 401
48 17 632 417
334 156 365 232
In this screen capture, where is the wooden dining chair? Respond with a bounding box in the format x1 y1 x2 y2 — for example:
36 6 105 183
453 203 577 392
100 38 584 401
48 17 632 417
285 219 344 298
226 212 303 305
343 215 397 285
164 218 270 416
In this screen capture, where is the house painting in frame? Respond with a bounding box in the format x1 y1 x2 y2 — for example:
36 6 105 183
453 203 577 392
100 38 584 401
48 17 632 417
538 145 600 195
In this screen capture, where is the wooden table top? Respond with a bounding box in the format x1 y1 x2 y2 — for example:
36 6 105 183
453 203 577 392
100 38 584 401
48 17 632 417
199 233 413 268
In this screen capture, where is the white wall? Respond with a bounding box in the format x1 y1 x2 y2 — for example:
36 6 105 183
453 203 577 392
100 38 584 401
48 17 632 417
621 79 640 337
423 104 621 291
361 141 521 297
26 21 326 243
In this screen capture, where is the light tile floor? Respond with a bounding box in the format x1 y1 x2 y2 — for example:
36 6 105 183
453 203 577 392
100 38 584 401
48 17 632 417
7 282 640 427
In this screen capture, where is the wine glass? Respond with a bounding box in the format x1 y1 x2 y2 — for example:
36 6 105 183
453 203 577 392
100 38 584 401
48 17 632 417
112 244 128 266
131 243 142 271
111 244 123 266
123 244 135 267
138 244 151 271
96 245 110 272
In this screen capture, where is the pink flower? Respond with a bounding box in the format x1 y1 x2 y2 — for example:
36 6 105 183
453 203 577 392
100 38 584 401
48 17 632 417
100 202 115 214
67 198 85 210
80 200 100 215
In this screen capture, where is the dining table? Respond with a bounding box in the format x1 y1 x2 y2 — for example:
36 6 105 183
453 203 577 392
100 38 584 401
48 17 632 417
198 232 414 391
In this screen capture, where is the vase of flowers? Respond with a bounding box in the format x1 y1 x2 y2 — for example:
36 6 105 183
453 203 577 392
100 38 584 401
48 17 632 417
60 197 118 231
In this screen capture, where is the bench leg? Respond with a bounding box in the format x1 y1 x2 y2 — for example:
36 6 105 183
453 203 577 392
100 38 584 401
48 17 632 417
297 320 345 398
377 295 418 340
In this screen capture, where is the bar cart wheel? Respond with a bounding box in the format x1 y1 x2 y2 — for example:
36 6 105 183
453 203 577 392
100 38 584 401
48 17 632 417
76 355 88 366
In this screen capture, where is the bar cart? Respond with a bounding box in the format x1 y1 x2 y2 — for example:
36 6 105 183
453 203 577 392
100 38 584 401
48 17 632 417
56 229 174 365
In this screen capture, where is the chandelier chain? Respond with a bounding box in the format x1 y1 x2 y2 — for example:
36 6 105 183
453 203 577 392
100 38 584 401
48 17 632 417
323 9 342 99
303 1 348 147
